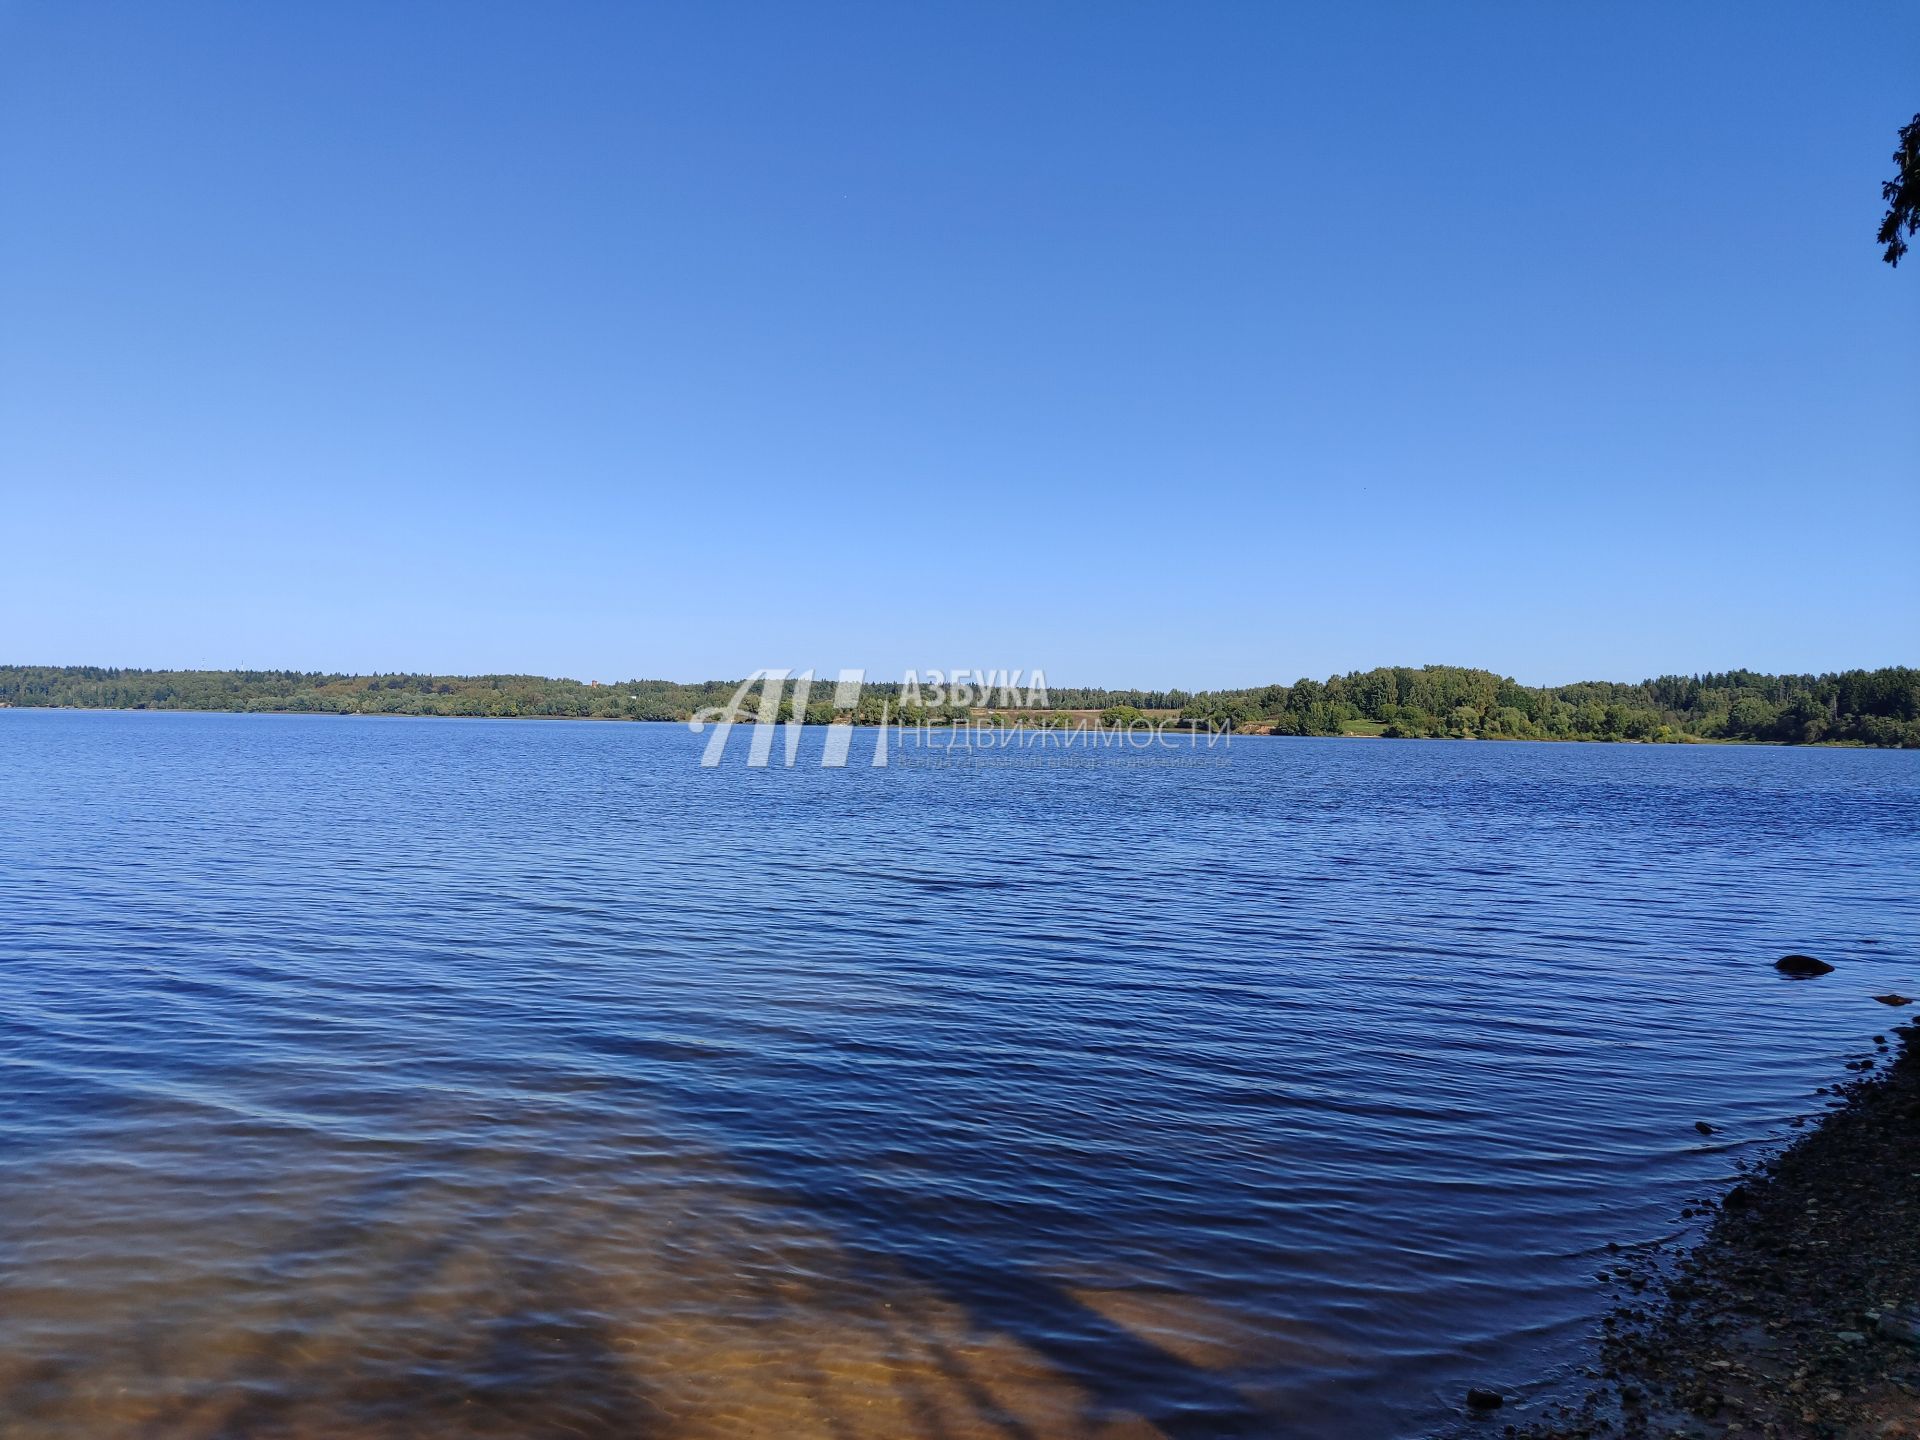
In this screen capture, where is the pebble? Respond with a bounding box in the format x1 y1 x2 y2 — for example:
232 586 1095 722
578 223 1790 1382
1877 1311 1920 1346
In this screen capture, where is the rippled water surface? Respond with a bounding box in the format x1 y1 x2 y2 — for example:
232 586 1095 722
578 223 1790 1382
2 711 1916 1438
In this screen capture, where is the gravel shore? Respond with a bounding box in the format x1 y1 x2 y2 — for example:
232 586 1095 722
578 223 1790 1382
1508 1017 1920 1440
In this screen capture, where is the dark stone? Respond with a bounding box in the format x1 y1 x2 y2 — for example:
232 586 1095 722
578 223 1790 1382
1877 1310 1920 1347
1873 994 1914 1006
1694 1121 1716 1135
1466 1386 1504 1410
1774 954 1834 977
1722 1184 1751 1211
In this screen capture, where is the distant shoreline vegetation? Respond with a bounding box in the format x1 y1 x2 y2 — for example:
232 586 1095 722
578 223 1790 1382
3 665 1917 748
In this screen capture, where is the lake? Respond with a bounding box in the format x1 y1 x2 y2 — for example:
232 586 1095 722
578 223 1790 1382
1 709 1915 1438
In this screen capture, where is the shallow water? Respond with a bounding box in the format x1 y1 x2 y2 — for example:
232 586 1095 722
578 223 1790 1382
1 710 1915 1438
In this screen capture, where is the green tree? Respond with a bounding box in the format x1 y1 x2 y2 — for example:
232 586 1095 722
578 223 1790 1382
1880 112 1920 266
1726 695 1779 738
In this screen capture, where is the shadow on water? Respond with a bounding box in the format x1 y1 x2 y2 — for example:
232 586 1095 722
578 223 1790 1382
0 1121 1268 1439
1 1157 666 1440
774 1180 1268 1439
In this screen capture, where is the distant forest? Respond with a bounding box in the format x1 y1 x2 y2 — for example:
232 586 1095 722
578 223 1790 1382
3 664 1917 747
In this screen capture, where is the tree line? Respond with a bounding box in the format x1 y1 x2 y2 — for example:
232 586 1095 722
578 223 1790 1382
1167 665 1920 746
1 663 1915 747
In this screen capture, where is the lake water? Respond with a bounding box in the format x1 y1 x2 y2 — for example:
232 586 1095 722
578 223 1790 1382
2 710 1916 1439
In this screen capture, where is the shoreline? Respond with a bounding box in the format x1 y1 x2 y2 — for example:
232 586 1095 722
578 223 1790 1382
6 662 1917 748
1506 1014 1920 1439
0 703 1899 749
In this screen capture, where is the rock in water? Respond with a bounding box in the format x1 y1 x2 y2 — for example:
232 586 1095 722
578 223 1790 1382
1465 1387 1504 1410
1773 954 1834 977
1694 1121 1716 1135
1872 993 1913 1006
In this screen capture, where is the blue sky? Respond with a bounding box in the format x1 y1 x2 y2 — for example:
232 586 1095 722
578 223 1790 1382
1 2 1914 688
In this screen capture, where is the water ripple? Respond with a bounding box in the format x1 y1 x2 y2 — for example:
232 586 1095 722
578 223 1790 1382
0 711 1915 1437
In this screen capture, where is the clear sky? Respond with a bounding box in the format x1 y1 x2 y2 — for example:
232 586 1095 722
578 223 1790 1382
1 2 1914 689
